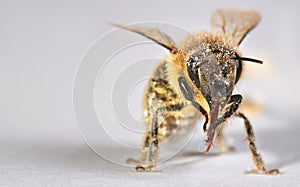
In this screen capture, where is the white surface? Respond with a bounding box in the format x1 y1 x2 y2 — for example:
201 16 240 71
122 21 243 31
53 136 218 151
1 0 300 186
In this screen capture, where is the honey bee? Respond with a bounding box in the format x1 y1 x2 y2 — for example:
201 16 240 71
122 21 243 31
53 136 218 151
112 9 279 174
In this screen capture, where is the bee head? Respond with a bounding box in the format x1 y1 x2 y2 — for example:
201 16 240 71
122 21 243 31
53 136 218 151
186 47 241 116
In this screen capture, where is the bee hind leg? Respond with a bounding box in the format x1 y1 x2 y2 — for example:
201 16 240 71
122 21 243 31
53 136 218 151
235 112 280 175
133 109 161 172
134 104 183 172
126 132 151 165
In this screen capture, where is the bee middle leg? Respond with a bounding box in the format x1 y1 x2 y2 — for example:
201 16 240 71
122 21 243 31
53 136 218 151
216 124 235 153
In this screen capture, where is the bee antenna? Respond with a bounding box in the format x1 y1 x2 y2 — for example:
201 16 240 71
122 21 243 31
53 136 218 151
231 57 263 64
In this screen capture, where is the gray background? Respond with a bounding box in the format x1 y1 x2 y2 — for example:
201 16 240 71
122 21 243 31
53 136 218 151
1 0 300 186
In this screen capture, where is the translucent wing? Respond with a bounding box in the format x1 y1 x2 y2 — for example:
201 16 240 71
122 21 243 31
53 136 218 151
110 23 179 54
211 9 260 45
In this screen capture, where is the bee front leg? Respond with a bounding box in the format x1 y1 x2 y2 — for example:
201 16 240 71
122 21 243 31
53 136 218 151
214 95 242 152
205 94 242 152
209 95 279 174
235 112 280 175
209 94 243 131
178 77 208 132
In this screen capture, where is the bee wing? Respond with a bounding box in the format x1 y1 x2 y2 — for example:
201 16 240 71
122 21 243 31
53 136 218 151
210 9 260 45
110 23 179 54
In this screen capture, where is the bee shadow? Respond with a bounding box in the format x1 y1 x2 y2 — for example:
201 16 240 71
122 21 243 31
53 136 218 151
1 116 298 173
0 140 133 172
163 113 300 170
160 150 221 168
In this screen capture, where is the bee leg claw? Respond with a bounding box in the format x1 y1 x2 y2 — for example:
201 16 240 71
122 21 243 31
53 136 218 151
135 165 146 172
266 169 280 175
135 165 157 172
248 169 280 175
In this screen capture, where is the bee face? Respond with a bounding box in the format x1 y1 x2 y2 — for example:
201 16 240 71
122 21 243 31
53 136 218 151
186 40 240 111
